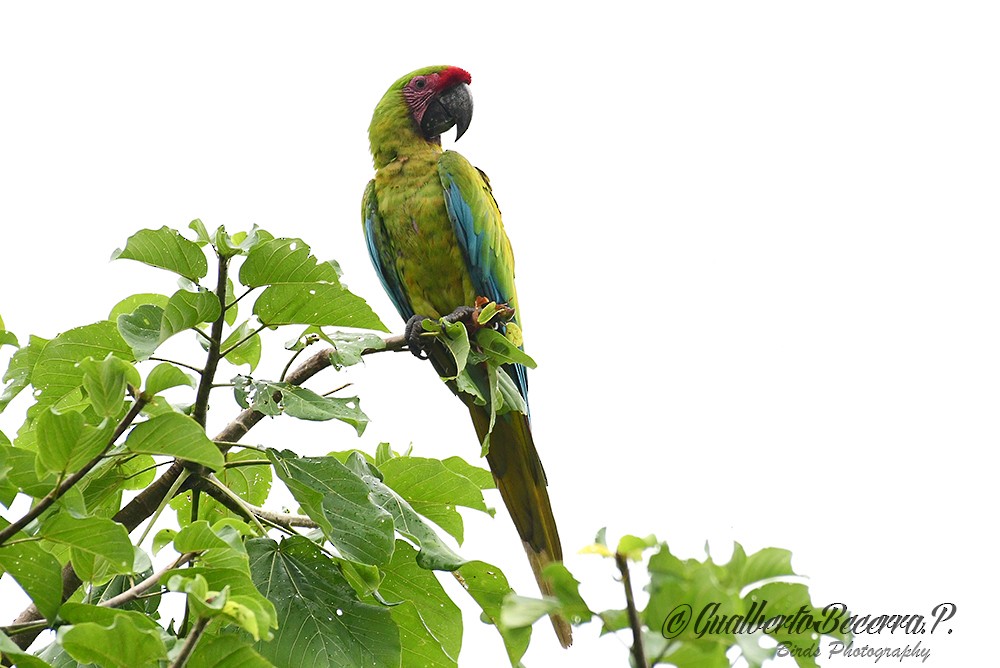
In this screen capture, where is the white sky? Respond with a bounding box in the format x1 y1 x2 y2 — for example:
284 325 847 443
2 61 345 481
1 2 997 666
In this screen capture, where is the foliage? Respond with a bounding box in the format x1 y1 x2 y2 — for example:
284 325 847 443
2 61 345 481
0 223 839 668
0 223 520 668
502 530 850 668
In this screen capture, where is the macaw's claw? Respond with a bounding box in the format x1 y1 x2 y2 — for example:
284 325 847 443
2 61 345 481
404 314 431 359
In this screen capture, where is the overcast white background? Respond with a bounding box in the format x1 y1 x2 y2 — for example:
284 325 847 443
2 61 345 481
1 2 996 666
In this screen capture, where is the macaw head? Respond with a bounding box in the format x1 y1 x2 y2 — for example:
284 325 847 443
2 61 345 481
369 66 473 167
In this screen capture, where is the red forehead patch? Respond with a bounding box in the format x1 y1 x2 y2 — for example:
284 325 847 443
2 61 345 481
437 66 472 89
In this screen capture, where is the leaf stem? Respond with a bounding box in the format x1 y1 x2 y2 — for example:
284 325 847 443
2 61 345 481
149 356 205 375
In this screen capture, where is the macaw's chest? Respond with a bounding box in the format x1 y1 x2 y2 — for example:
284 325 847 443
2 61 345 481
374 158 476 318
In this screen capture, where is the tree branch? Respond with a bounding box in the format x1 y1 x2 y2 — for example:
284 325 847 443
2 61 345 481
191 253 229 427
170 616 209 668
615 552 648 668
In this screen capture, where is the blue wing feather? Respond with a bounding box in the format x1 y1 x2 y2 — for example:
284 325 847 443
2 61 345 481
362 179 414 321
437 154 530 408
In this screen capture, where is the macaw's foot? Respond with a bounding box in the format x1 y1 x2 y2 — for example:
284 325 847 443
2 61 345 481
404 314 431 359
404 307 479 359
443 305 476 326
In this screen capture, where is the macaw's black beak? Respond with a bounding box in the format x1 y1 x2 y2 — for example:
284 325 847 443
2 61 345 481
420 83 473 141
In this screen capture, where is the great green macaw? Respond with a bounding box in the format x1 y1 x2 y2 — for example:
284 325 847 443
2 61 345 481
362 65 571 647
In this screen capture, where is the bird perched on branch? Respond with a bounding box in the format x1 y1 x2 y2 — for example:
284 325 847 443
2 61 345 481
362 65 571 647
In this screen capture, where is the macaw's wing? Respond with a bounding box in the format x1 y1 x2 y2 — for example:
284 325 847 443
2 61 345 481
362 179 414 321
437 151 529 402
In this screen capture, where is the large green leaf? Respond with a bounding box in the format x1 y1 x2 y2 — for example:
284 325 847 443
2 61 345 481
240 238 340 287
378 456 491 544
32 322 133 412
253 283 386 331
117 288 221 360
35 408 114 474
57 615 168 667
111 226 208 281
39 514 134 581
124 413 224 470
457 560 530 666
344 454 465 571
0 530 63 620
377 540 461 667
267 450 394 566
107 293 171 321
248 537 400 668
144 362 196 396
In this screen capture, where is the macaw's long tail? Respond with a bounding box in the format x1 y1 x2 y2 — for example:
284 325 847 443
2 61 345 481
462 397 574 648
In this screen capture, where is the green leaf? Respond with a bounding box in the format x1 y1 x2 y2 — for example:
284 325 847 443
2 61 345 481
616 533 658 561
117 288 220 360
144 362 196 396
32 322 132 412
0 630 53 668
79 354 139 418
40 514 134 581
379 456 491 544
442 455 496 492
36 408 114 474
233 377 368 435
376 540 461 666
79 454 156 519
540 562 592 624
58 615 168 667
162 288 221 337
457 560 530 666
125 413 224 470
189 218 212 245
499 594 559 629
248 536 401 668
117 304 163 360
739 545 795 588
267 450 394 566
221 320 263 371
346 453 465 570
0 331 18 349
0 334 48 413
111 226 208 281
107 293 170 321
0 533 63 620
474 329 537 368
239 237 341 287
327 331 385 369
253 283 386 331
187 634 273 668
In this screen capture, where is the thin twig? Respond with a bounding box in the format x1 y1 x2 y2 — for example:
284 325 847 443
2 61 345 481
219 323 267 358
322 382 353 397
225 286 256 311
279 347 305 382
615 552 648 668
223 459 271 469
149 356 204 375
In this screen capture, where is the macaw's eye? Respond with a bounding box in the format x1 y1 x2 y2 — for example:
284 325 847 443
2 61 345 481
414 78 427 90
